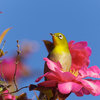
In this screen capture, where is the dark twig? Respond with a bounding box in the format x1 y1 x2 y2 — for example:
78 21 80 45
13 40 21 91
0 41 9 92
33 90 39 100
0 60 6 83
0 40 30 98
2 41 8 55
0 86 29 96
0 41 8 58
0 41 8 84
2 41 6 50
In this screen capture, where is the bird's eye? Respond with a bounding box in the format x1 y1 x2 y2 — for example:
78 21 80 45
58 34 63 39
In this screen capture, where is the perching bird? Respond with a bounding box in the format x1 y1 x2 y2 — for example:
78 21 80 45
44 33 72 74
39 33 72 100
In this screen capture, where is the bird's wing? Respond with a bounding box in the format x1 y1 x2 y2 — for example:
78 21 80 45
42 40 54 53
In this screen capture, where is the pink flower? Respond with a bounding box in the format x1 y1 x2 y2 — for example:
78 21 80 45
68 40 91 70
0 58 29 81
35 58 100 97
0 11 3 13
43 40 91 71
37 40 98 98
0 90 15 100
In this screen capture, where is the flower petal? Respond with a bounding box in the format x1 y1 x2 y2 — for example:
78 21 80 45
80 79 100 96
44 58 76 82
46 72 61 81
58 82 82 94
78 66 100 79
68 40 75 49
35 72 49 82
75 87 90 97
82 88 90 95
2 90 15 100
69 40 91 70
55 67 76 82
43 58 62 72
69 41 87 49
75 88 84 97
85 47 91 57
38 80 58 87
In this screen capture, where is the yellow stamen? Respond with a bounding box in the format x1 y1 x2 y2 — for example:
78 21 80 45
61 68 69 72
70 69 79 77
60 68 79 77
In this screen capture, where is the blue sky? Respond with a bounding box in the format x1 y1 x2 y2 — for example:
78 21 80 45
0 0 100 100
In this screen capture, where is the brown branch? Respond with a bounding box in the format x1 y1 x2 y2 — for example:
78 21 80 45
0 41 6 82
0 41 9 92
13 40 21 91
0 86 29 96
33 90 39 100
0 60 5 83
0 40 29 97
13 61 19 90
2 41 6 50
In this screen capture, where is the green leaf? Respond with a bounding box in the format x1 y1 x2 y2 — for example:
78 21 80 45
16 93 31 100
0 81 5 84
0 85 11 93
0 86 3 92
29 84 53 100
0 27 12 45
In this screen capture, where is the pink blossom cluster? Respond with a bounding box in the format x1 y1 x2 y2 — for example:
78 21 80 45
0 90 15 100
35 41 100 97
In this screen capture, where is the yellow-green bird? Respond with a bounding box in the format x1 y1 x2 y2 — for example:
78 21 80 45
39 33 72 99
43 33 72 74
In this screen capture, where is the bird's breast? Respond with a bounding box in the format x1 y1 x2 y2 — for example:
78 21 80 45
48 51 72 72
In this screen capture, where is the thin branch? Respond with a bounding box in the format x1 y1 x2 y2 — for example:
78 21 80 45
13 62 18 90
33 90 39 100
0 86 29 96
13 40 21 91
0 40 29 98
2 41 6 50
0 61 6 84
0 41 6 82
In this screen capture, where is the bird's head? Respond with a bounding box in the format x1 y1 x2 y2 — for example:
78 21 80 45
50 33 68 48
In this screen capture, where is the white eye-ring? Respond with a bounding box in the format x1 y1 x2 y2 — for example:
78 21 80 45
58 34 63 39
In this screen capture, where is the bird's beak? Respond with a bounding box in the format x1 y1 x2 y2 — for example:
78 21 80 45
50 33 53 36
50 33 55 37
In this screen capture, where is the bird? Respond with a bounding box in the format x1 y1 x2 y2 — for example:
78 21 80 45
39 33 72 100
44 33 72 74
